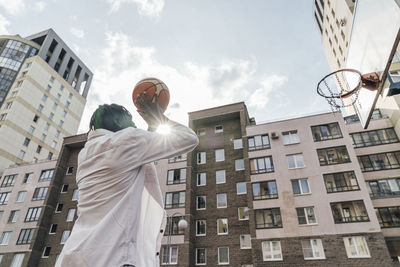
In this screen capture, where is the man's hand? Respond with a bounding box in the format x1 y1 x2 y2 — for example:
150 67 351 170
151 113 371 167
135 92 168 131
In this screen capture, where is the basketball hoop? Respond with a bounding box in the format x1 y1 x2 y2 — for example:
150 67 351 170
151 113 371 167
317 69 380 112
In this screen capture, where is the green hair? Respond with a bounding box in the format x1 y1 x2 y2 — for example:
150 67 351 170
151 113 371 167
90 104 136 132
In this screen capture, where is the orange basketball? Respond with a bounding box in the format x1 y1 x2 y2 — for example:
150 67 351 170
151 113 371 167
132 77 170 112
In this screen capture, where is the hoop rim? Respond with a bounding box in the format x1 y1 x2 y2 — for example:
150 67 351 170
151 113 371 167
317 68 362 99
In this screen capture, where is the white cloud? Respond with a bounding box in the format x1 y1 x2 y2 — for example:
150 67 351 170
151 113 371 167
0 14 10 35
106 0 164 18
248 75 288 109
70 27 85 38
0 0 25 15
35 1 46 12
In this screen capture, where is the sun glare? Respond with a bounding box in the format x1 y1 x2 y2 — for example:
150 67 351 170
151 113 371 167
156 124 171 135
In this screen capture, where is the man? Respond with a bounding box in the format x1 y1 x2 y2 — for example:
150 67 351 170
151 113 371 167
56 95 198 267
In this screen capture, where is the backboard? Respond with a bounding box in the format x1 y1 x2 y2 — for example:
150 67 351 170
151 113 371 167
345 0 400 129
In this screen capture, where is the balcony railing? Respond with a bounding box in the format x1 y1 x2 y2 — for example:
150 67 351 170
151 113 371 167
326 185 360 193
380 221 400 228
333 215 369 223
250 167 274 175
253 193 278 200
370 191 400 199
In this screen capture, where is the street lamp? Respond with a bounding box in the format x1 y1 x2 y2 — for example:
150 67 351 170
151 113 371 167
166 212 187 266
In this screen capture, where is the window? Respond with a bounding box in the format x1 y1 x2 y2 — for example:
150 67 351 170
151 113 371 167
0 231 12 245
40 134 46 142
66 166 74 175
215 149 225 162
351 128 399 147
237 182 247 195
52 103 57 110
262 241 282 261
50 76 55 83
26 62 31 68
167 168 186 184
216 170 226 184
28 125 35 134
331 200 369 223
234 139 243 149
32 187 48 200
16 191 26 202
59 85 64 91
49 224 57 234
343 236 370 258
18 150 25 160
235 159 245 171
287 154 305 169
10 253 25 267
55 203 63 213
217 218 228 235
215 125 223 133
62 110 67 117
165 191 185 209
196 248 206 265
23 173 33 184
66 209 76 221
58 120 64 127
0 192 11 204
238 207 249 220
56 130 60 137
282 130 299 145
0 211 3 220
197 152 206 164
1 174 17 187
51 141 57 148
240 235 251 249
301 239 325 259
23 137 30 147
165 217 185 235
25 207 42 222
38 104 44 112
197 128 205 136
33 115 39 122
0 113 6 121
17 228 35 244
42 247 51 258
296 207 317 225
161 246 178 265
68 93 73 99
49 112 54 120
44 123 50 130
252 181 278 200
317 146 350 165
375 206 400 228
367 178 400 198
168 154 187 163
250 156 274 174
36 145 42 154
197 196 206 210
5 102 12 109
8 210 20 223
46 85 51 92
197 173 206 186
217 193 227 208
42 94 48 102
358 151 400 171
196 220 206 236
72 189 79 201
218 247 229 265
61 230 71 244
255 208 282 229
248 134 270 150
323 171 359 193
39 169 54 182
61 184 69 193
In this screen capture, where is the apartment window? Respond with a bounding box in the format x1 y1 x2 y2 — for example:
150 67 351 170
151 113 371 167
287 153 305 169
49 224 57 234
55 203 63 213
235 159 245 171
168 154 187 163
36 145 42 154
5 102 12 109
38 104 44 112
68 93 73 99
248 134 270 150
32 187 48 200
18 150 25 160
238 207 249 220
282 130 299 145
331 200 369 223
0 231 12 245
65 101 70 108
215 149 225 162
165 217 185 235
46 85 51 92
66 208 76 222
40 134 46 142
262 241 282 261
42 247 51 258
26 62 31 68
22 173 33 184
250 156 274 174
216 170 226 184
44 123 50 130
25 207 42 222
51 141 57 148
317 146 350 166
161 246 178 265
48 152 53 160
0 113 6 121
301 239 325 260
1 174 17 187
10 253 25 267
367 178 400 198
234 138 243 149
197 152 206 164
197 173 206 186
42 94 48 102
167 168 186 184
215 125 223 133
197 196 206 210
66 166 74 175
33 115 39 122
61 184 69 193
217 218 228 235
351 128 399 148
311 122 342 141
324 171 359 193
165 191 185 209
240 235 251 249
8 210 20 223
28 125 35 134
39 169 54 182
237 182 247 195
72 189 79 201
17 228 35 244
217 193 227 208
52 103 57 110
59 85 64 91
16 191 26 202
296 207 317 225
291 179 310 195
197 128 205 136
23 137 30 147
255 208 282 229
58 120 64 127
56 130 60 137
0 192 11 204
196 220 206 236
61 230 71 244
343 236 370 258
62 110 67 117
49 76 55 83
358 151 400 171
49 112 54 120
252 181 278 200
375 206 400 228
218 247 229 265
196 248 206 265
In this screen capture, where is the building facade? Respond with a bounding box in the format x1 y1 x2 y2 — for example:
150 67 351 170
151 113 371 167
0 29 93 174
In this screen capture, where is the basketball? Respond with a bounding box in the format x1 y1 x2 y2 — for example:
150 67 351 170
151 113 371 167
132 77 170 112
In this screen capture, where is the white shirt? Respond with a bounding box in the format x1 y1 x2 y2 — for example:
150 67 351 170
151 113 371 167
55 120 198 267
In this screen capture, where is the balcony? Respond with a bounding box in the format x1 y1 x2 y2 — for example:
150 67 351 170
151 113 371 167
326 185 360 193
331 200 369 224
370 191 400 199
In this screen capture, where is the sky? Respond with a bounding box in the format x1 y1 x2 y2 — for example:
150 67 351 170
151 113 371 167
0 0 333 131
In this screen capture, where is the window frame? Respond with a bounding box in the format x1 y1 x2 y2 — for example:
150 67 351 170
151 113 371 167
217 247 229 265
286 153 305 169
196 196 206 210
196 220 206 236
261 241 283 261
301 239 326 260
195 248 206 265
236 182 247 195
165 191 186 209
343 236 370 258
248 134 270 150
166 168 187 185
215 149 225 162
197 173 206 186
216 193 227 209
252 180 278 200
311 122 343 142
296 207 317 225
197 152 206 165
282 130 300 145
217 218 228 235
